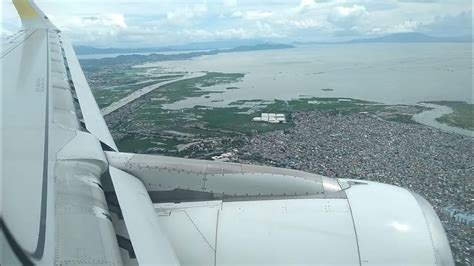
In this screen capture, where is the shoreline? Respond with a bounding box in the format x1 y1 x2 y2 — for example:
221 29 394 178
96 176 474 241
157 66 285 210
413 103 473 137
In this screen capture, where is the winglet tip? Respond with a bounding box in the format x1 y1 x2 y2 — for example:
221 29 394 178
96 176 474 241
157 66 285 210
12 0 57 30
12 0 39 21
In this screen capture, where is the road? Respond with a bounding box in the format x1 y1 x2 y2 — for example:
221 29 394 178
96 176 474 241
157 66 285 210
101 72 206 116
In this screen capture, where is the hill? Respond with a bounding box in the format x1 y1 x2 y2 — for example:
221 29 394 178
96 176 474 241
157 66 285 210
349 32 471 43
293 32 472 45
74 39 284 55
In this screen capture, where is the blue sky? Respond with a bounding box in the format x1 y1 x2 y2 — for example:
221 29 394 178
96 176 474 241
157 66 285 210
1 0 472 47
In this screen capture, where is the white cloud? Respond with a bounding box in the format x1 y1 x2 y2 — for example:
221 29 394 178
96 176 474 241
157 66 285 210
53 13 128 45
178 21 283 41
421 10 472 37
288 18 323 29
223 0 238 8
299 0 316 8
332 5 367 18
166 4 208 26
326 5 369 34
237 11 273 20
107 14 127 28
390 20 420 33
1 0 471 47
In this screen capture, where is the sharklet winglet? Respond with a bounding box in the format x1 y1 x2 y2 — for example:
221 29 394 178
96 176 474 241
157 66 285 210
12 0 57 30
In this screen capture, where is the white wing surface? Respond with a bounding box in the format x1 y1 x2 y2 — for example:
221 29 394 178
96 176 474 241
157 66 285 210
2 1 121 265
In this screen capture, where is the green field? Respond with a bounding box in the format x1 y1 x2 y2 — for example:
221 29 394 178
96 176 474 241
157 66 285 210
145 72 243 105
112 95 429 155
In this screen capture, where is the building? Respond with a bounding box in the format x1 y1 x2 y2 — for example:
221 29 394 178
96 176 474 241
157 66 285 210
454 213 474 227
211 152 234 161
252 113 287 123
441 206 459 218
441 206 474 227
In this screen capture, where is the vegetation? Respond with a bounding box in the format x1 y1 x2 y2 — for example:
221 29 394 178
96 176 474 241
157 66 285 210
139 72 244 107
113 92 431 154
427 101 474 130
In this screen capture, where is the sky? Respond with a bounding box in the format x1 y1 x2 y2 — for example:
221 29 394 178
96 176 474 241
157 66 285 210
1 0 472 48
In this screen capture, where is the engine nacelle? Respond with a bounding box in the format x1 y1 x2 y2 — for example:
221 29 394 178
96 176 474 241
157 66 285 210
107 152 454 265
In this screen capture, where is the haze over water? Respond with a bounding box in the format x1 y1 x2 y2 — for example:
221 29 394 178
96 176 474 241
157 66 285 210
139 43 473 109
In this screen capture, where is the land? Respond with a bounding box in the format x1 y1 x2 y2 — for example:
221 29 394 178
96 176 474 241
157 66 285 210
426 101 474 130
293 32 472 45
75 40 292 55
80 43 294 70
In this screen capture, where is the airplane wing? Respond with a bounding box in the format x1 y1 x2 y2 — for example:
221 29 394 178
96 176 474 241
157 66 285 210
2 1 121 265
1 1 454 265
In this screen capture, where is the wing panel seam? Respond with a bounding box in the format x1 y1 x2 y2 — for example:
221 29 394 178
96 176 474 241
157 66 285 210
1 30 37 58
183 211 215 252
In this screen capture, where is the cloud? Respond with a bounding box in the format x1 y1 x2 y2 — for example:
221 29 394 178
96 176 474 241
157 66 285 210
245 11 273 20
327 5 369 35
223 0 238 8
107 14 127 28
421 10 472 37
165 3 208 26
299 0 316 8
387 20 420 33
178 21 283 41
287 18 323 29
47 13 128 31
397 0 438 3
1 0 472 47
332 5 368 18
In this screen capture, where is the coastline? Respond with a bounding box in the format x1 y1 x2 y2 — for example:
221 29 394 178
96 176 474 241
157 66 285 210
413 103 473 137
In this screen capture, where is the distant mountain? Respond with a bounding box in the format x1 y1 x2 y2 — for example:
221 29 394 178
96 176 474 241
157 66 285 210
169 39 268 50
293 32 472 45
74 39 280 55
74 46 175 55
349 32 471 43
227 43 293 52
79 43 294 70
